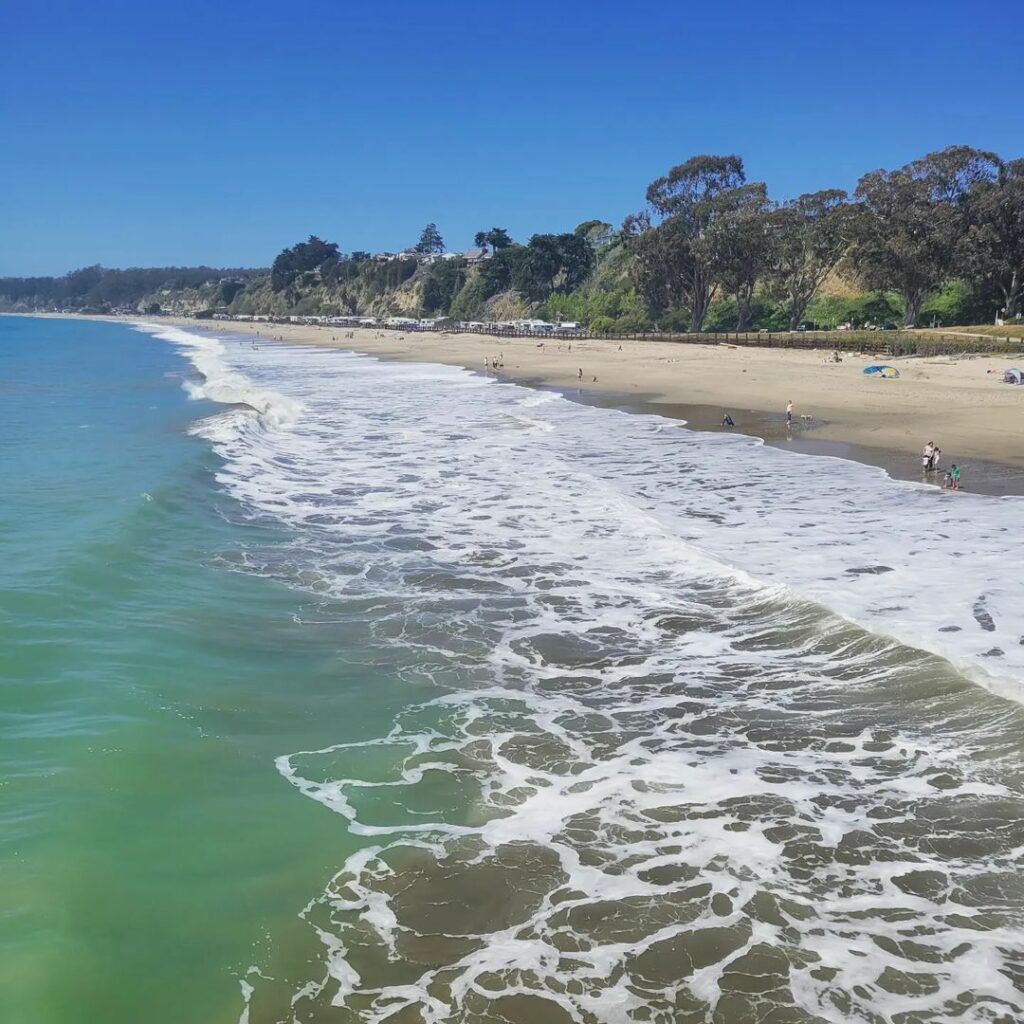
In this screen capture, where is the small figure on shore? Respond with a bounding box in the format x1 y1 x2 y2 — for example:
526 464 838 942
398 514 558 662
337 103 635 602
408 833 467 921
942 470 953 488
618 344 622 351
568 343 572 352
922 441 934 471
951 463 961 490
722 412 735 427
592 376 598 383
931 447 941 473
578 368 583 381
786 400 793 427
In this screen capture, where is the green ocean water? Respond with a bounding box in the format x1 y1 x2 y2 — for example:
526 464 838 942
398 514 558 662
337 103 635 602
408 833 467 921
0 317 410 1023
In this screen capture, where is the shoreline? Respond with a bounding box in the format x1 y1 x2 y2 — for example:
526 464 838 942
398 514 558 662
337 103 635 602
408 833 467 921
557 387 1024 496
31 312 1024 494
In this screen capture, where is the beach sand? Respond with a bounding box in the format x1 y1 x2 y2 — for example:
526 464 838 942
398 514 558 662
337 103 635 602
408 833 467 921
42 313 1024 487
176 319 1023 464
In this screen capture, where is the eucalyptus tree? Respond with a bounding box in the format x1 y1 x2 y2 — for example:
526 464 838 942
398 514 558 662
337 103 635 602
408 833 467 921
851 146 1001 326
766 189 854 330
707 183 773 331
626 154 756 332
963 158 1024 317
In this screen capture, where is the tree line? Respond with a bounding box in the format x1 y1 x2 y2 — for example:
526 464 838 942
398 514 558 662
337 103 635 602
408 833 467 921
0 265 263 311
4 144 1020 327
625 146 1023 330
262 224 598 316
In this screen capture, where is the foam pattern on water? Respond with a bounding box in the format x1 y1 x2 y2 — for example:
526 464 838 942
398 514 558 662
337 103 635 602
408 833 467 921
144 325 1024 1023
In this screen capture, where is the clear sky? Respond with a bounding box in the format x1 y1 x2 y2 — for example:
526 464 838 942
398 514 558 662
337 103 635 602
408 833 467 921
2 0 1019 276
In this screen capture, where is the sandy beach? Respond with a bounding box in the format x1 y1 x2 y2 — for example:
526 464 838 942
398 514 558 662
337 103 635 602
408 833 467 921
145 316 1024 470
31 312 1024 477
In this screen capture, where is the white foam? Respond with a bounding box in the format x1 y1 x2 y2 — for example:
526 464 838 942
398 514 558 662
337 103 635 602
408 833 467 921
159 333 1024 1022
134 322 302 428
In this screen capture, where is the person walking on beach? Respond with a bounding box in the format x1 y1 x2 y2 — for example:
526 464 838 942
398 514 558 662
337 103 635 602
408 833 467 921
951 463 961 490
722 412 735 427
786 400 793 427
578 368 583 381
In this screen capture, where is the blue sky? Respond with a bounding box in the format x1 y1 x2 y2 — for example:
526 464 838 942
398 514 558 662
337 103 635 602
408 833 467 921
2 0 1019 276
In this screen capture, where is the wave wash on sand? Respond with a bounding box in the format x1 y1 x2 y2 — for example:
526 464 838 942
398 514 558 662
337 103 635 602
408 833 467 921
142 322 1024 1024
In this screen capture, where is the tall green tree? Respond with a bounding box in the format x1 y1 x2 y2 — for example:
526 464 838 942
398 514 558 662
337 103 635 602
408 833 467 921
963 158 1024 317
766 189 854 330
414 223 445 254
473 227 513 253
510 234 595 300
271 235 340 292
626 154 753 331
421 257 465 313
706 183 772 331
851 146 1000 325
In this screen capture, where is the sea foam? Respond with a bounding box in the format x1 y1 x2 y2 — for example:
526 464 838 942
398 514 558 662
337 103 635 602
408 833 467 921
149 326 1024 1023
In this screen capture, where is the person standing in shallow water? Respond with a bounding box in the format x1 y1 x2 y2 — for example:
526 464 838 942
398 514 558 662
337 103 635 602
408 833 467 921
578 368 583 381
786 400 793 427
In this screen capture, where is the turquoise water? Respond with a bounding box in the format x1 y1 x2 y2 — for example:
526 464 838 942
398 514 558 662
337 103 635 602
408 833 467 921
5 315 1024 1024
0 317 411 1023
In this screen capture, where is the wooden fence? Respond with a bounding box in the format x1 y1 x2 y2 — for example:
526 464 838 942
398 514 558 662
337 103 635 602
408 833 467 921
398 324 1024 355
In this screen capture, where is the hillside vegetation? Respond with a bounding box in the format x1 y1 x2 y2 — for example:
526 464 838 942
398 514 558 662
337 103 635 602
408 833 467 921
3 145 1022 333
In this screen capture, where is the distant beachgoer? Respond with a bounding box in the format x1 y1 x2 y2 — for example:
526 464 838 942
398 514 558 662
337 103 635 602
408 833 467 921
568 343 572 352
922 441 934 471
618 344 622 351
942 470 953 488
786 400 793 426
951 464 961 490
722 413 735 427
592 376 598 383
578 368 583 381
931 447 941 473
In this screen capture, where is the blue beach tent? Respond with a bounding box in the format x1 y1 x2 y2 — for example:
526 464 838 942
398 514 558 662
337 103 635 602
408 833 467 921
863 364 901 378
1002 368 1023 385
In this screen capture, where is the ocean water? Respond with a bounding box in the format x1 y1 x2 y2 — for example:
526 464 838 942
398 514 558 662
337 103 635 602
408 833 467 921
4 316 1024 1024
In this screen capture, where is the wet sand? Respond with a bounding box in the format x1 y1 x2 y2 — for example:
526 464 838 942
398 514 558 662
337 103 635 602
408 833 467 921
559 387 1024 497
